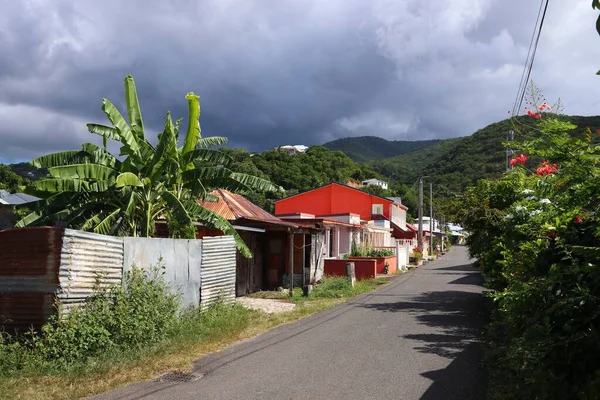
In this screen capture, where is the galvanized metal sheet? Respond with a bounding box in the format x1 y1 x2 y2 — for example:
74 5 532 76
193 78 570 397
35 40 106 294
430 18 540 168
123 237 201 309
57 229 123 314
200 236 236 308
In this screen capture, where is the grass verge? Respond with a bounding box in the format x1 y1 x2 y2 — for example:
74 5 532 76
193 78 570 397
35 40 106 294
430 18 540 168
0 276 388 400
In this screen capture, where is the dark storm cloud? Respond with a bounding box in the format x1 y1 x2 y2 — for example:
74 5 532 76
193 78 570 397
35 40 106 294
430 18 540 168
0 0 598 163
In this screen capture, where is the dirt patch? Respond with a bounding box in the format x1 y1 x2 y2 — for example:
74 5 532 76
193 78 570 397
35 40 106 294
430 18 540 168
237 297 297 314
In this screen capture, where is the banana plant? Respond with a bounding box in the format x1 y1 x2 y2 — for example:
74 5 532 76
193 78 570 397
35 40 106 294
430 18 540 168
18 75 281 257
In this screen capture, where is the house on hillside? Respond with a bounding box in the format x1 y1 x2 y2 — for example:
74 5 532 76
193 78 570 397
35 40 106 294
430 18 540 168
0 190 40 230
361 178 388 191
277 145 309 155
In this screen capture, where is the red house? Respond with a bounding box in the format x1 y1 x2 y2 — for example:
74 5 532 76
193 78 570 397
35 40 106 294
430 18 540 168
274 183 412 239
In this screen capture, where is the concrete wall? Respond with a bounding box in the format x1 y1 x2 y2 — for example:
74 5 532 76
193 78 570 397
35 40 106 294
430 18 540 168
349 256 397 274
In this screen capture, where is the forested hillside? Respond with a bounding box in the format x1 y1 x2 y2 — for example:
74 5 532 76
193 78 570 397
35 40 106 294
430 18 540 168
5 115 598 219
369 115 600 196
323 136 440 162
222 146 419 214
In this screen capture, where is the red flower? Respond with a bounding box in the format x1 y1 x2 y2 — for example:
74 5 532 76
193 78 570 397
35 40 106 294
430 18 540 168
510 154 527 166
574 216 583 224
596 128 600 135
535 113 541 120
536 161 558 176
538 103 550 111
526 109 536 117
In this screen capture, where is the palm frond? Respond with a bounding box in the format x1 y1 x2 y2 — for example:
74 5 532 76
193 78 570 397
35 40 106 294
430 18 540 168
182 92 201 157
48 164 116 180
197 136 228 149
101 98 141 159
124 75 145 140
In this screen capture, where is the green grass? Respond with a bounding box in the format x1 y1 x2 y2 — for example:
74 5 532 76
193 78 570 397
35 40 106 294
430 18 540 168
250 276 387 305
0 276 389 400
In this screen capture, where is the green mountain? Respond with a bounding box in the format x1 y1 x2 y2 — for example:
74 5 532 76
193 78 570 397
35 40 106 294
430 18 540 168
369 115 600 196
322 136 441 162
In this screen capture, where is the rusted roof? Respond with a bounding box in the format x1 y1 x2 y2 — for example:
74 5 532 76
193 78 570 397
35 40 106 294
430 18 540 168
198 189 294 227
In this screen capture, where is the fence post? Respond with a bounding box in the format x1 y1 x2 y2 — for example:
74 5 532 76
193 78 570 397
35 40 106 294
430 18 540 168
345 262 356 287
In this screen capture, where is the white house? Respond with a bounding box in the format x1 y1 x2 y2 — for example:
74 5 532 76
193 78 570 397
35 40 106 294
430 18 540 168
362 178 388 190
278 145 309 155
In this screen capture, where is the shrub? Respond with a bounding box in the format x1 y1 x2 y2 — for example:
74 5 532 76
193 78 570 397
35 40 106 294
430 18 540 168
458 106 600 399
0 265 180 373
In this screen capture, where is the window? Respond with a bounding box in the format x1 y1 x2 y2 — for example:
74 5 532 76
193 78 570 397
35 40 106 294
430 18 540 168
372 204 384 215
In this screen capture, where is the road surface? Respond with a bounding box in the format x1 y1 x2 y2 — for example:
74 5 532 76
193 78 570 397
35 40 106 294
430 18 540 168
96 245 487 400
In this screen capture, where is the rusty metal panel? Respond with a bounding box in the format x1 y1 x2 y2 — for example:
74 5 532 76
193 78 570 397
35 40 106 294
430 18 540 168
198 189 294 227
57 229 123 314
0 227 63 332
200 236 236 308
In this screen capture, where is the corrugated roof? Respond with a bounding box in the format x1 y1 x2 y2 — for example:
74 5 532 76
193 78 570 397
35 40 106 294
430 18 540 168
0 192 41 205
198 189 294 227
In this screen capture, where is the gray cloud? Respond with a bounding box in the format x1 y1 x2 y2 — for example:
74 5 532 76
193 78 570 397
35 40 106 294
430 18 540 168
0 0 598 164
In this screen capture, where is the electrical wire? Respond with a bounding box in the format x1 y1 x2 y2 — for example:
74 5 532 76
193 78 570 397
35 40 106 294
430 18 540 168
511 0 550 117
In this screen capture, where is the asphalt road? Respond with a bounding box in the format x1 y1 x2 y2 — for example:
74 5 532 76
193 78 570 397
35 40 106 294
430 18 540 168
95 245 487 400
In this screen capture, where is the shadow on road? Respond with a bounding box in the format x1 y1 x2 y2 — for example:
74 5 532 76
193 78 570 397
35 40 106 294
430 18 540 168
359 278 488 398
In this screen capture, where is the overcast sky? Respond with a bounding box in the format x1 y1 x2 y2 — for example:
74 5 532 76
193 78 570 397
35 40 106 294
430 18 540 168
0 0 599 163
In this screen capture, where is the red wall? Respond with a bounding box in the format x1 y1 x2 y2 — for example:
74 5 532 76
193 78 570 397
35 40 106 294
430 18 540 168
324 259 377 280
275 183 394 221
349 256 397 274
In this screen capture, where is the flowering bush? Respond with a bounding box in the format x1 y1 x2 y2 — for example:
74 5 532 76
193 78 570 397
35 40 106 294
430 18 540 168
458 106 600 399
509 153 527 166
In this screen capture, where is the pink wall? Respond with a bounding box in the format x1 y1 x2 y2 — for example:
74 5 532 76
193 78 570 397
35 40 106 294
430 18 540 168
324 259 377 280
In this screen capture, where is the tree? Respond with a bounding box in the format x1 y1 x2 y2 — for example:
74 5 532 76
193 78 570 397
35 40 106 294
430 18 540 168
0 164 28 193
18 75 280 256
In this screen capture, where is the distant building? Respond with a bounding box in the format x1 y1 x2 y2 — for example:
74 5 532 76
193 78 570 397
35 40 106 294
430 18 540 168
278 145 309 155
362 178 388 191
0 190 41 230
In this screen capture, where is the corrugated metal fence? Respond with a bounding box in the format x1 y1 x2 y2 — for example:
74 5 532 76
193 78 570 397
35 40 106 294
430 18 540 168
0 228 236 331
58 230 124 314
123 237 202 309
200 236 237 308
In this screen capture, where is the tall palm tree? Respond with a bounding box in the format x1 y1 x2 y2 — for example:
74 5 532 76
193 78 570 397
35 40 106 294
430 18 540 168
18 75 280 257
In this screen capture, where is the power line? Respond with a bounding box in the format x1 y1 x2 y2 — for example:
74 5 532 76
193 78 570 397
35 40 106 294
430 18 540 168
511 0 549 116
508 0 549 171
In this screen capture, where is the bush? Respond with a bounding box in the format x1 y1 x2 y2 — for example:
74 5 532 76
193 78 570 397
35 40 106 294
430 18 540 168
458 109 600 399
0 265 180 374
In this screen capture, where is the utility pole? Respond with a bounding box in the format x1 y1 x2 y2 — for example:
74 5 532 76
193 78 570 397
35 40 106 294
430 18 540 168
506 129 514 172
430 182 433 258
417 178 423 247
441 215 445 252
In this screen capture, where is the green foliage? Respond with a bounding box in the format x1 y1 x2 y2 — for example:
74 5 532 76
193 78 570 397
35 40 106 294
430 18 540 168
348 240 393 258
369 115 600 197
457 111 600 399
0 164 29 193
323 136 441 163
18 76 279 257
310 276 383 299
366 248 394 257
0 265 179 374
0 267 256 382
